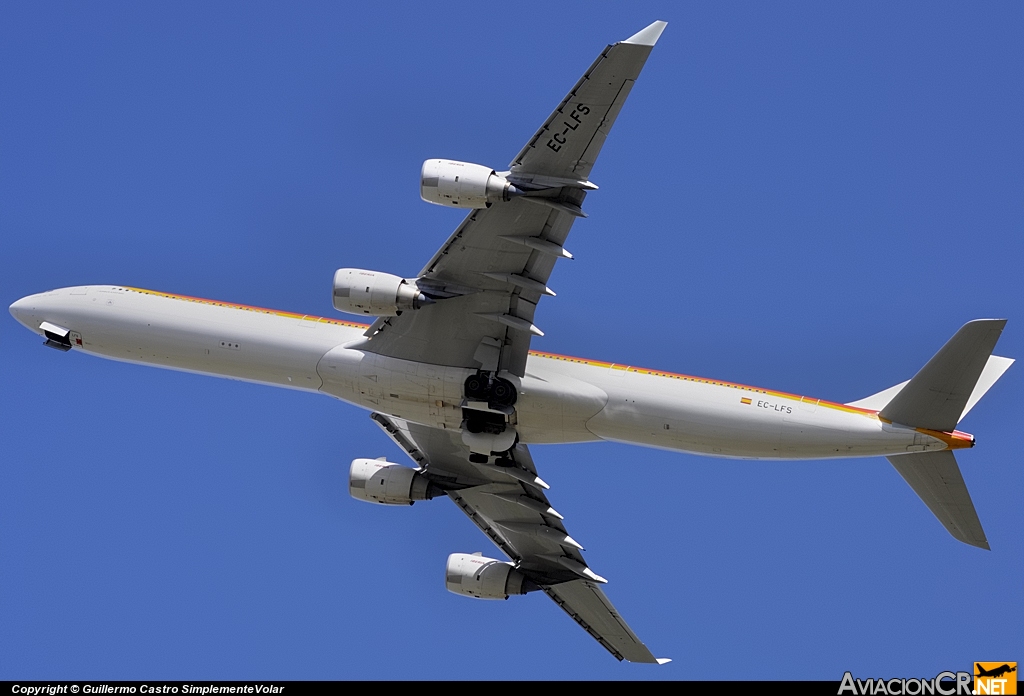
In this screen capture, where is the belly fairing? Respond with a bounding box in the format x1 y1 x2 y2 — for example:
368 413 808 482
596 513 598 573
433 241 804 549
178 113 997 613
515 367 607 444
315 349 608 443
317 348 470 430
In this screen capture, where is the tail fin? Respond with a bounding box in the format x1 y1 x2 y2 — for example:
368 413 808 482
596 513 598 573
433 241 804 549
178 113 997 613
879 319 1008 431
887 451 989 549
877 320 1013 550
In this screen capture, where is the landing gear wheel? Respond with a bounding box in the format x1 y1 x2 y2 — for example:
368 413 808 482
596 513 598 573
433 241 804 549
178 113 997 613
469 453 488 464
464 373 490 401
490 378 517 407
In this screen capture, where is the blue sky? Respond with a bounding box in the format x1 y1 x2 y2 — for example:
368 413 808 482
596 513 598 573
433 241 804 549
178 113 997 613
2 1 1021 680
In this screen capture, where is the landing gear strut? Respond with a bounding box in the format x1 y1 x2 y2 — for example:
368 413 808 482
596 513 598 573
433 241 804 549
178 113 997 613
462 371 519 462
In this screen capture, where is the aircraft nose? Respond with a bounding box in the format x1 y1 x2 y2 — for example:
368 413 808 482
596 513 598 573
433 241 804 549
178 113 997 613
9 295 40 330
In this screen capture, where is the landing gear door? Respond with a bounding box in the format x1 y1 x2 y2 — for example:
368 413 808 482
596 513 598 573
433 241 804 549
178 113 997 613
39 321 73 351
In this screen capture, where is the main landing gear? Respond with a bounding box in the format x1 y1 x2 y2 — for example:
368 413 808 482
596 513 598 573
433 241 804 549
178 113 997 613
463 372 517 409
463 372 518 463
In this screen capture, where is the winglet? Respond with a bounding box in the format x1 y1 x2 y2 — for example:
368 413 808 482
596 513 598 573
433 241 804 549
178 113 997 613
656 658 672 665
623 20 667 47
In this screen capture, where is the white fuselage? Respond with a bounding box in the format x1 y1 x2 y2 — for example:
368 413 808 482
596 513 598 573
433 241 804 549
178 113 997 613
9 286 968 460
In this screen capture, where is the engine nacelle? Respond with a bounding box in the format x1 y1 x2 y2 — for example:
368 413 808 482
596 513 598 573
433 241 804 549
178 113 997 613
349 458 434 505
445 553 533 600
420 159 522 209
333 268 429 316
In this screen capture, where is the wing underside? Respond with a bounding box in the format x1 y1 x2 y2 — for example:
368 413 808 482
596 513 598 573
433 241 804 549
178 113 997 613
372 413 663 663
887 450 989 549
353 21 670 664
355 21 666 378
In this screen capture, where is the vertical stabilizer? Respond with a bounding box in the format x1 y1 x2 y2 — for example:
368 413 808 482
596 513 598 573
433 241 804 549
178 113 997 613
879 320 1007 431
848 353 1013 416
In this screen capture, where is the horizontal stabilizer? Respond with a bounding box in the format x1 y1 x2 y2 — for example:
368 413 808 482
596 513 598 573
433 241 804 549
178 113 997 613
887 451 988 549
848 354 1013 416
879 319 1006 432
847 380 909 412
960 355 1014 421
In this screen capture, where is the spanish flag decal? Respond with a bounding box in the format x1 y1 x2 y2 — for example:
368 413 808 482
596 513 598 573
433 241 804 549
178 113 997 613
740 397 752 405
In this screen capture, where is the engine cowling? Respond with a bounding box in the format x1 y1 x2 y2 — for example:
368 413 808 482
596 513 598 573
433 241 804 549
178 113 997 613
333 268 429 316
349 458 434 505
445 553 533 600
420 159 522 209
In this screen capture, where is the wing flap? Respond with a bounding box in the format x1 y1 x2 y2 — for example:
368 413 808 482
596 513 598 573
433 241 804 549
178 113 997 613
360 201 569 375
449 485 586 583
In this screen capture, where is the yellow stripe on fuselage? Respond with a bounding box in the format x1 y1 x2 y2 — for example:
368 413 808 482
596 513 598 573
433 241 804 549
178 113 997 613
123 286 371 329
530 350 876 416
123 287 974 447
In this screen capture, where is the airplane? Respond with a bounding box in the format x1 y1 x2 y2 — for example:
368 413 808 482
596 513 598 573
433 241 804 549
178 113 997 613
976 664 1017 679
7 20 1014 664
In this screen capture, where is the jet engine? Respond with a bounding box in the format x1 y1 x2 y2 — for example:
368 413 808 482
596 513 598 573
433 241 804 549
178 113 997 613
420 159 522 209
444 553 537 600
333 268 430 316
349 458 438 505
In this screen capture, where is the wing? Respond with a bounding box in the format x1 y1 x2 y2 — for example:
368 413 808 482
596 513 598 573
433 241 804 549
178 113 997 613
372 412 665 663
353 21 666 377
508 19 667 182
